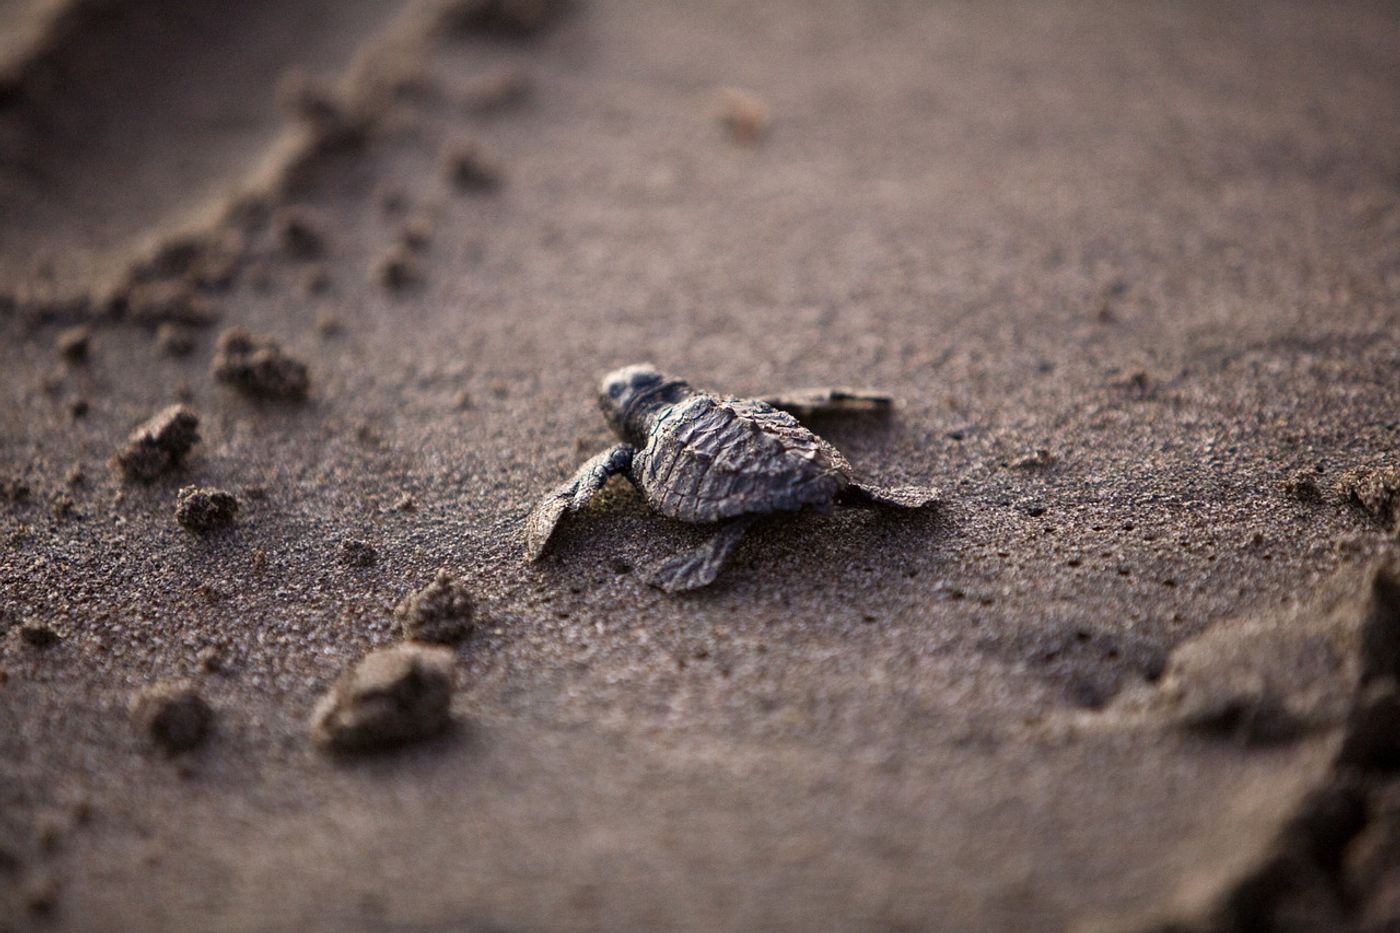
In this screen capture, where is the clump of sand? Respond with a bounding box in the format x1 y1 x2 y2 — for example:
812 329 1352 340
310 644 455 753
119 281 218 326
129 682 214 754
17 620 61 648
373 246 423 290
715 87 770 144
55 326 90 362
112 405 200 482
274 207 326 259
155 323 195 357
443 139 504 192
1336 466 1400 529
175 486 240 534
1282 469 1324 503
435 0 567 36
339 539 378 567
211 329 310 400
396 569 476 644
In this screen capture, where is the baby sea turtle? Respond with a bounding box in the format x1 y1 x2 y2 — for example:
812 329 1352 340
525 364 938 592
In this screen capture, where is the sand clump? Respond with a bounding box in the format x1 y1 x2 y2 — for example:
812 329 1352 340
339 539 378 567
175 486 240 534
310 644 455 753
436 0 567 36
274 207 326 259
1283 469 1324 503
396 569 476 644
112 405 200 482
23 873 60 916
129 682 214 754
154 323 196 357
18 620 61 648
55 325 90 362
443 139 504 192
715 87 771 144
1336 466 1400 528
1009 448 1056 470
211 329 310 400
374 246 423 290
119 281 218 327
50 492 76 520
398 215 433 252
197 646 225 674
1 477 31 503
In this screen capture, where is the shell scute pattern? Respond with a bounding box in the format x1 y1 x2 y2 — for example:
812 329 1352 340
633 395 851 522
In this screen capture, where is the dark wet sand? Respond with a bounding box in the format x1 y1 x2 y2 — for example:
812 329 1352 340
2 1 1399 929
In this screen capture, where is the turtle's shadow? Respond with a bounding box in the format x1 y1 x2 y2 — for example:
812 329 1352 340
648 496 948 598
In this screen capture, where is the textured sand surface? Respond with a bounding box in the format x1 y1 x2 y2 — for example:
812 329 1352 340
2 1 1399 930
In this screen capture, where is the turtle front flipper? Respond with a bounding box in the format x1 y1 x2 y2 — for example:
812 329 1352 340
759 388 894 419
524 443 634 560
647 516 757 593
838 482 939 510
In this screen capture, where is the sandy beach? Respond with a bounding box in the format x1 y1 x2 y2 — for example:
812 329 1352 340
2 1 1399 929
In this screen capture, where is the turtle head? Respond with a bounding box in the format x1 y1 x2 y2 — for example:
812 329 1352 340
599 364 689 442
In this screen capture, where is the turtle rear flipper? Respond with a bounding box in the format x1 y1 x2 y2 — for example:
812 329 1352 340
838 482 939 510
760 388 894 419
647 516 757 593
524 443 634 560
